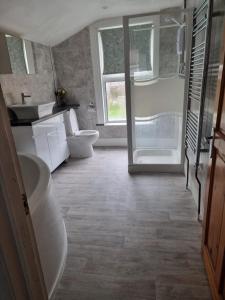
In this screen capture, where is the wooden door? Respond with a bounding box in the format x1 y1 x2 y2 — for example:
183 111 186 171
202 25 225 300
0 84 48 299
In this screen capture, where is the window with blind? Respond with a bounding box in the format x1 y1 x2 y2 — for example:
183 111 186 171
99 26 125 122
96 21 156 123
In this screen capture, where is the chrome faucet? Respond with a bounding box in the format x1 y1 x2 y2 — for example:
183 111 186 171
21 92 31 104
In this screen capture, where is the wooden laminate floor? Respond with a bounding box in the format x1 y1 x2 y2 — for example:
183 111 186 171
52 148 211 300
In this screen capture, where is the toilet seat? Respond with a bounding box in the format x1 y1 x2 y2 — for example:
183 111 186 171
75 130 98 136
64 109 99 158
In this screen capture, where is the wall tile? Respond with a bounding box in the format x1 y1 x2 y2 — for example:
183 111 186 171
0 42 56 106
52 27 98 131
52 27 128 138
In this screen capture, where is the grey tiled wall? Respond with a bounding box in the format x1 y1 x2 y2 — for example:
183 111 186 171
0 42 56 106
52 27 127 139
52 27 97 131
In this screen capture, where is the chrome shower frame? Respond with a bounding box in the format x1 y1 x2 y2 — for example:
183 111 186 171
123 8 193 173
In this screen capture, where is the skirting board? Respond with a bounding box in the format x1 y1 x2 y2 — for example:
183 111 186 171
94 138 127 147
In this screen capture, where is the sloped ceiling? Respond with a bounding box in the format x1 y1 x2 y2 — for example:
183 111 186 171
0 0 183 46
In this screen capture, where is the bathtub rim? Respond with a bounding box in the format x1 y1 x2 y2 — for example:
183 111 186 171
49 220 67 299
18 153 51 213
18 153 68 298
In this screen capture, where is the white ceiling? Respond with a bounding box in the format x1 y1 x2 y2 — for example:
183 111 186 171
0 0 183 46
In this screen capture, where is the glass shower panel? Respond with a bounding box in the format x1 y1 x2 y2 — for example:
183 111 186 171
126 12 185 167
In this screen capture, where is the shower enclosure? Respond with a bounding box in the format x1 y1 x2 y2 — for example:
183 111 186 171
123 9 191 172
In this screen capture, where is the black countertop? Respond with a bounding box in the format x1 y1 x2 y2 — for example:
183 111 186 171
10 107 68 127
10 104 80 127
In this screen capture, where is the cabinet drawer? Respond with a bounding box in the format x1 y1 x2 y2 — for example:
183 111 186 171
32 113 69 172
34 134 53 171
32 114 65 137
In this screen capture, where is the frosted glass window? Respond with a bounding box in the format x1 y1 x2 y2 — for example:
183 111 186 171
129 24 152 73
100 27 124 75
105 81 126 121
100 24 152 75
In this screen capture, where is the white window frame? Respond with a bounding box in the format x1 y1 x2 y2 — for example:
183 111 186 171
102 74 126 123
89 16 159 125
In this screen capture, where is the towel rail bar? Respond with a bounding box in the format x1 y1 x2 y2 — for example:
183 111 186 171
185 0 212 219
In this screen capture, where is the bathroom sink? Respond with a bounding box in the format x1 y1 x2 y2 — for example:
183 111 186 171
9 102 55 119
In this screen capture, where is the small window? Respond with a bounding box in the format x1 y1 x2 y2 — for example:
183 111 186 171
99 26 126 123
105 80 126 122
92 18 158 124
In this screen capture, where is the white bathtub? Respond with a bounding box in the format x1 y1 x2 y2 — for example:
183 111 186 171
18 154 67 299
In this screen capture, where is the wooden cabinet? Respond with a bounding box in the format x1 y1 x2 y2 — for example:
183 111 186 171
12 113 69 172
33 132 52 169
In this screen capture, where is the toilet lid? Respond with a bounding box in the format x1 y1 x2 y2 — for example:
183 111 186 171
65 109 79 135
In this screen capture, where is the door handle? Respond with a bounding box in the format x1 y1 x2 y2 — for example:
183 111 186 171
206 129 215 158
205 136 213 142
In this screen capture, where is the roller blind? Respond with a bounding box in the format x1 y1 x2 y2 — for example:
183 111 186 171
100 24 152 75
129 24 152 73
100 27 124 75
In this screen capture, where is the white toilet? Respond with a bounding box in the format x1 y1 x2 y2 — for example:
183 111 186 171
64 108 99 158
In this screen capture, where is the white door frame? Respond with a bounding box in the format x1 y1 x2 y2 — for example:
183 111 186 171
0 84 48 299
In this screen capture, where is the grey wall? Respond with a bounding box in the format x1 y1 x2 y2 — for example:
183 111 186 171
0 42 56 106
52 27 97 130
52 27 127 139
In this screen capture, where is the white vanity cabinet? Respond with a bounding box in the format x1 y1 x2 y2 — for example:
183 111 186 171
12 112 69 172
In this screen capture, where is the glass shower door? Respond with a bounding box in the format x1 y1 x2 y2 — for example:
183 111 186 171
124 10 188 172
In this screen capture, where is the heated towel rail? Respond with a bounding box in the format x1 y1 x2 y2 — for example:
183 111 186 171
185 0 213 218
